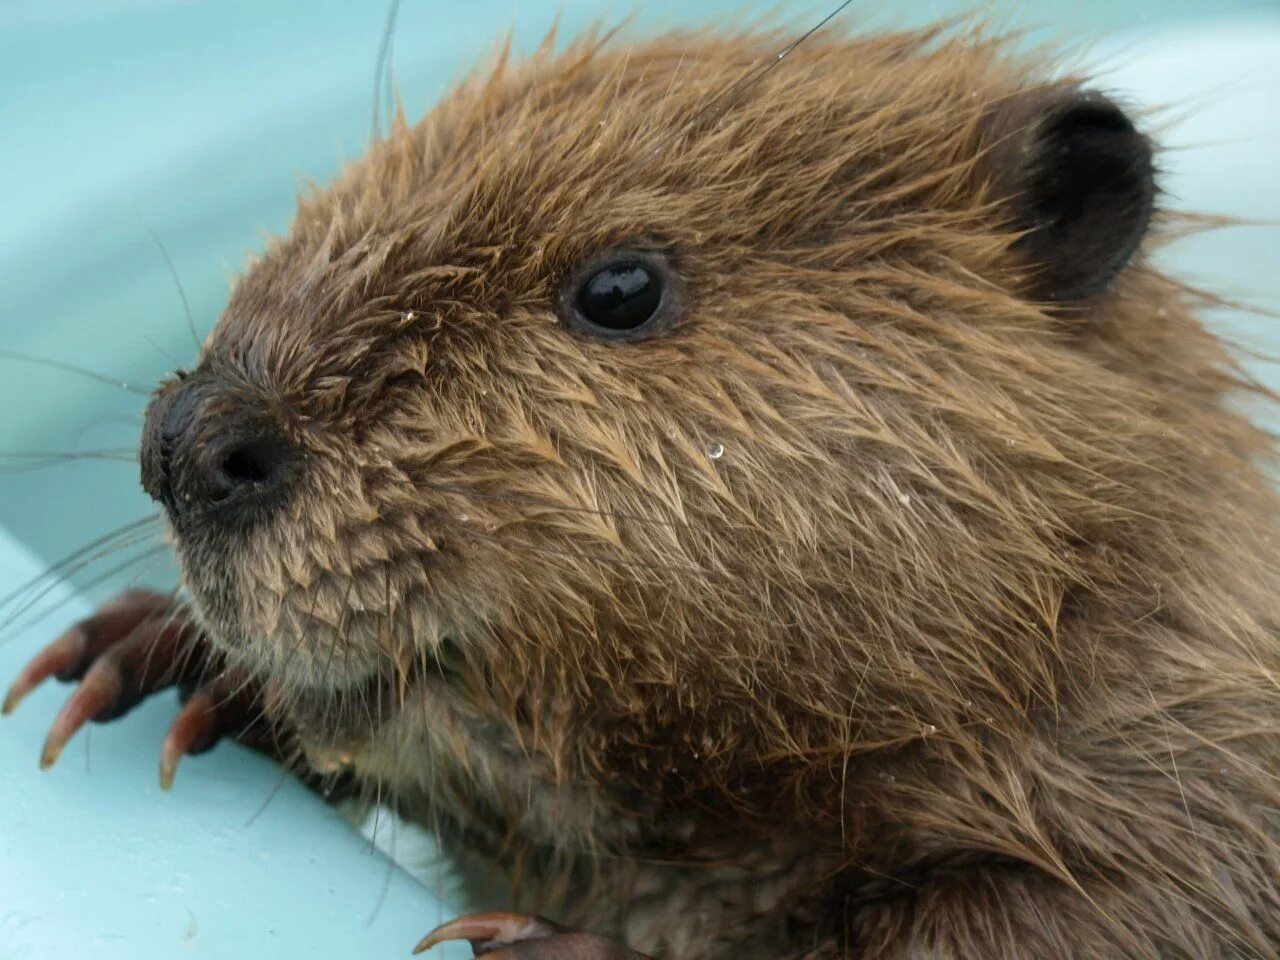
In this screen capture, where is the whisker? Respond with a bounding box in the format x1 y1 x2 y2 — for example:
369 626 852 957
371 0 402 142
313 579 353 713
446 523 707 579
0 449 138 475
366 805 398 926
172 605 220 702
416 473 883 589
141 333 187 370
649 0 858 157
245 763 294 828
413 475 694 534
381 569 412 784
264 586 316 694
0 449 137 460
211 664 260 720
0 349 150 396
96 554 173 621
369 685 384 854
0 514 161 617
1 525 161 621
136 587 187 701
0 542 169 643
146 227 201 351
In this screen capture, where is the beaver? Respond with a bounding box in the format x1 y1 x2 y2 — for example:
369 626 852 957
5 14 1280 960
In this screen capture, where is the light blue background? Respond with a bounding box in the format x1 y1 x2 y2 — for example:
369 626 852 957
0 2 1277 959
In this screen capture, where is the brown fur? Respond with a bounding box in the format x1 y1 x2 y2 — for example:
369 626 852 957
158 20 1280 960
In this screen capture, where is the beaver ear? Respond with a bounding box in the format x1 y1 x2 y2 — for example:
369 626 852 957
991 90 1156 302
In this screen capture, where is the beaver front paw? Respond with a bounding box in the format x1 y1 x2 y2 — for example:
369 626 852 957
2 588 281 788
416 912 652 960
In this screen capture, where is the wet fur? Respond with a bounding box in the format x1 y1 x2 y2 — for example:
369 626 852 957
155 20 1280 960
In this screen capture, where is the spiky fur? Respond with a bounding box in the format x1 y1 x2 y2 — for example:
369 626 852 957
162 20 1280 960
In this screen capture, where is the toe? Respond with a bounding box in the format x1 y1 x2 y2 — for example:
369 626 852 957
159 668 274 790
26 599 203 771
160 689 219 790
415 914 567 955
3 627 87 715
3 589 187 718
415 913 650 960
39 656 124 769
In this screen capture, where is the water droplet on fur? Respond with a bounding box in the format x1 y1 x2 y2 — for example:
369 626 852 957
706 442 725 460
457 513 470 522
404 310 416 322
897 492 911 506
921 724 937 736
1219 767 1228 775
877 771 895 783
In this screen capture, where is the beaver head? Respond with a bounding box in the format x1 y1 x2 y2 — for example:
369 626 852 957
136 24 1275 868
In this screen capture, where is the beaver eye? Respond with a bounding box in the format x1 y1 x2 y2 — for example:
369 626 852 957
578 262 661 331
557 248 683 342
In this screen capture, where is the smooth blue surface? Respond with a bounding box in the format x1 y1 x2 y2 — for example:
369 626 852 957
0 3 1277 960
0 528 472 960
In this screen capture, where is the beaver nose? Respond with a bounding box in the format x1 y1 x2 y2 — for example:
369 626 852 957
140 379 296 523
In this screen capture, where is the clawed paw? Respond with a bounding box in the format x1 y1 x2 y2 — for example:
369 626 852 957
415 912 651 960
3 589 278 788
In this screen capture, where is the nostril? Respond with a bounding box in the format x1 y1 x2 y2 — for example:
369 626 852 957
141 377 298 521
209 436 292 503
222 445 270 485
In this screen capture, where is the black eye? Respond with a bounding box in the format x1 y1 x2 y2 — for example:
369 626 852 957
557 248 683 342
578 263 661 331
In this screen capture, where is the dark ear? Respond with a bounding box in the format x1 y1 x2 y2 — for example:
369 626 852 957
994 90 1156 302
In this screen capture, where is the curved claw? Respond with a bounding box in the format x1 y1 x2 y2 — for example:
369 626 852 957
160 691 218 790
414 913 650 960
3 627 85 715
6 589 284 787
415 913 566 955
39 658 122 769
6 592 181 721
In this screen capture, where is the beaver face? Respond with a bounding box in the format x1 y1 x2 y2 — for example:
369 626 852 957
138 27 1164 828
